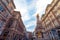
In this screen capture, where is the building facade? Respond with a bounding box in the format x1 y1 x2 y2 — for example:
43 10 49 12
0 0 26 40
34 14 44 40
26 32 33 40
0 0 15 39
41 0 60 40
5 11 26 40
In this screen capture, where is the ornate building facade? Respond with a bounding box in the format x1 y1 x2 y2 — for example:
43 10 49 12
0 0 26 40
34 14 44 40
41 0 60 40
0 0 15 39
26 32 33 40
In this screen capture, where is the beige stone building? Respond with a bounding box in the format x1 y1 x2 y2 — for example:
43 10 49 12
34 14 44 40
41 0 60 40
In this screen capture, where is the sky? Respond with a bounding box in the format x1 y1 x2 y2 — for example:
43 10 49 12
14 0 52 32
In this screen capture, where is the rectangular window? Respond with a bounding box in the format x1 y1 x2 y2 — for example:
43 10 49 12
56 13 60 17
0 20 4 28
53 20 59 27
54 10 60 17
8 7 13 12
0 31 2 35
2 0 8 6
4 13 9 18
42 22 45 27
1 9 10 19
0 5 4 12
7 0 11 3
58 17 60 22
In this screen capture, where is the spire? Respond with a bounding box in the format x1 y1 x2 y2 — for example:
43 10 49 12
36 14 42 28
36 14 39 19
36 14 40 22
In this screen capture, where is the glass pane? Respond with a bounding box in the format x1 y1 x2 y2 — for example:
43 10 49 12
0 5 4 12
0 31 2 35
0 20 4 28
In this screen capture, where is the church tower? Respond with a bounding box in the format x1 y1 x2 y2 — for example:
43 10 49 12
35 14 43 39
36 14 42 29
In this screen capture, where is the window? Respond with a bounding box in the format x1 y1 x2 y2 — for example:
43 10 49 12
45 18 50 27
56 13 60 16
8 7 13 11
3 31 9 36
46 20 50 25
58 31 60 38
53 20 59 26
54 10 60 17
7 0 11 3
51 29 56 36
0 5 4 12
6 19 13 28
13 34 18 40
50 15 55 20
42 22 45 26
4 13 9 18
0 20 4 28
0 31 2 35
2 0 8 6
58 17 60 22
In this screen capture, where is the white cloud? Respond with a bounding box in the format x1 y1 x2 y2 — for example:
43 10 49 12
14 0 37 22
14 0 52 32
26 20 37 32
14 0 31 22
26 20 36 28
14 0 37 32
27 28 34 32
27 0 37 10
34 0 52 17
